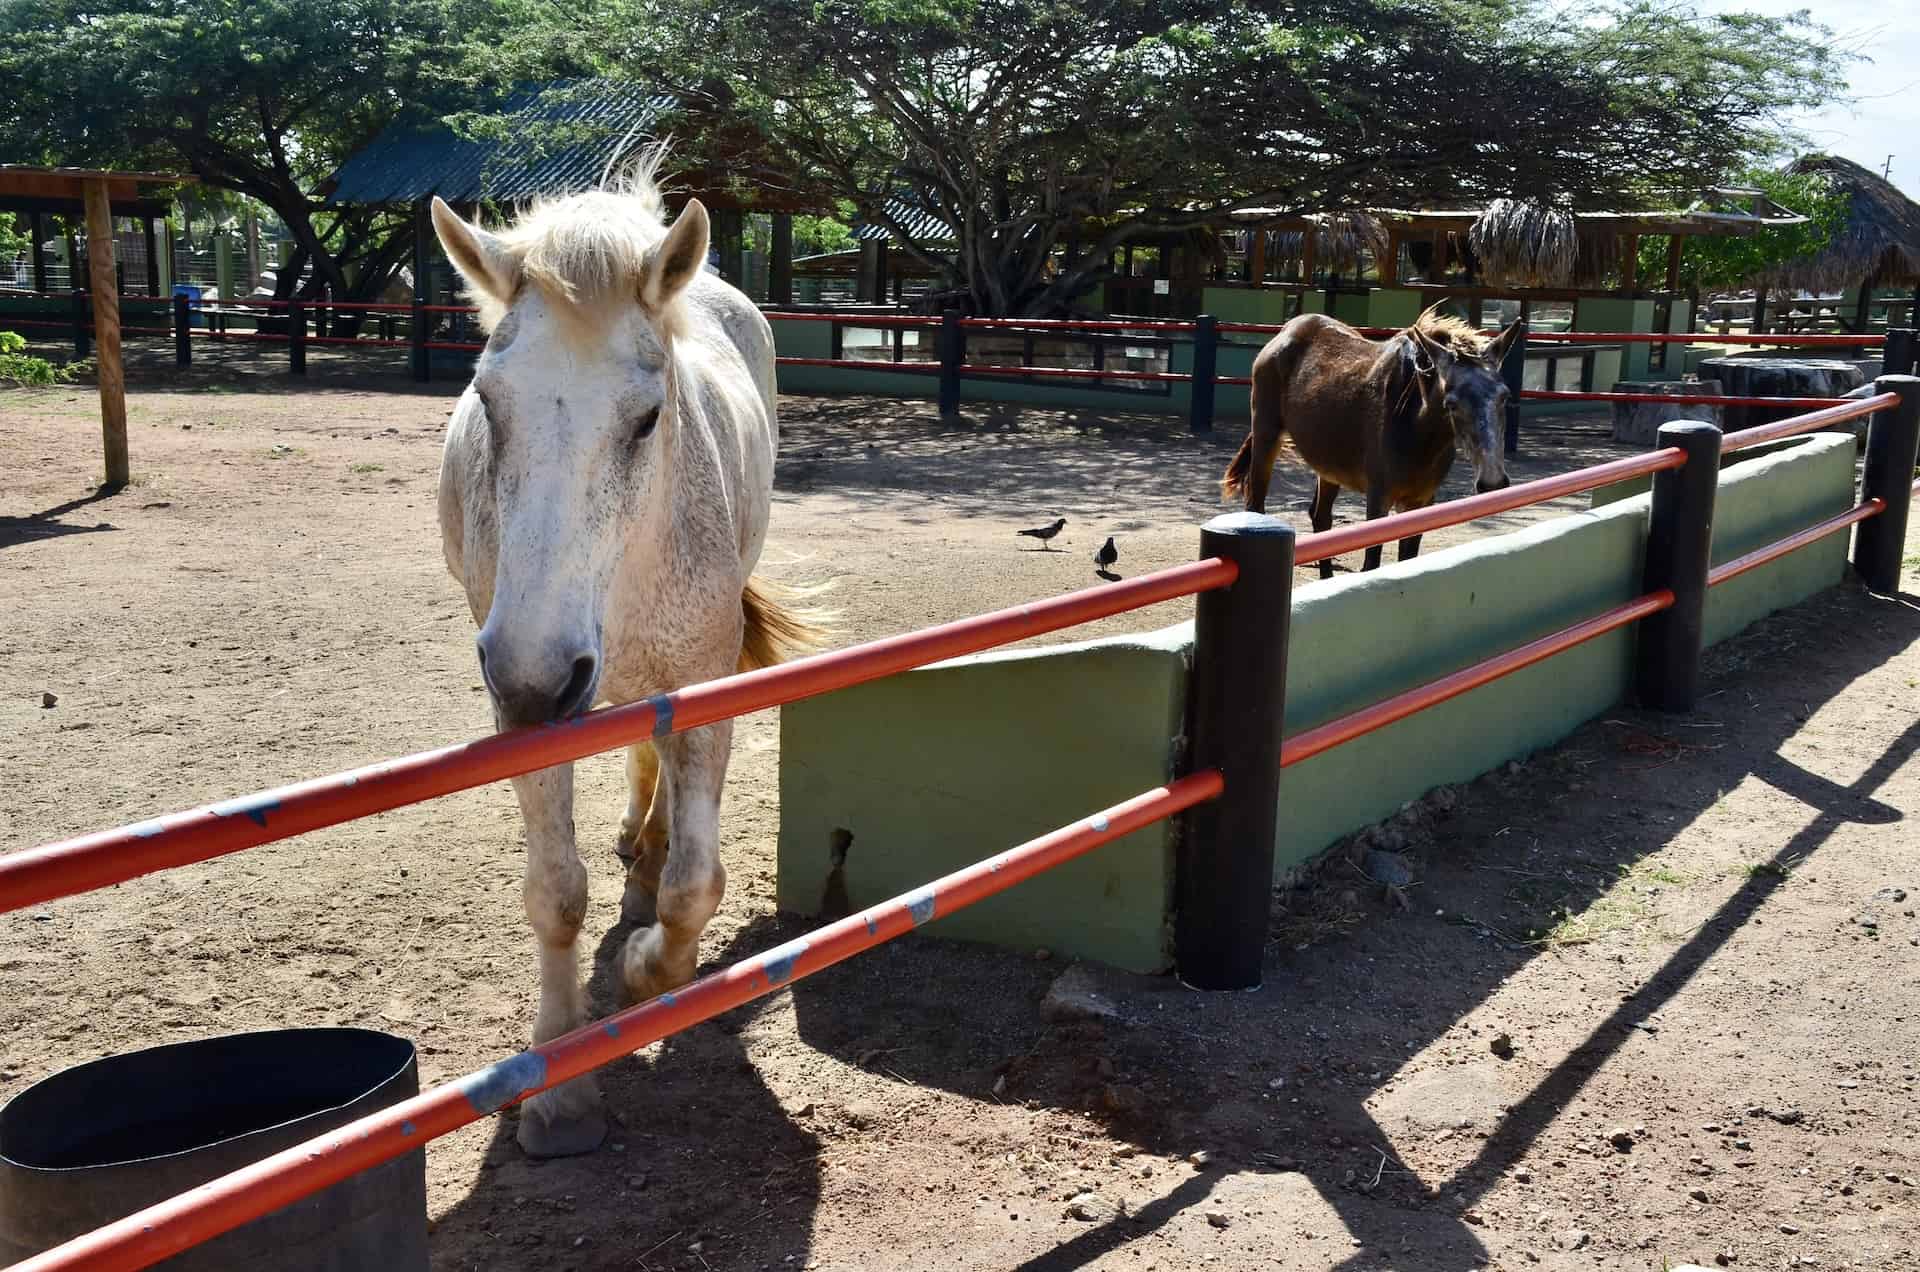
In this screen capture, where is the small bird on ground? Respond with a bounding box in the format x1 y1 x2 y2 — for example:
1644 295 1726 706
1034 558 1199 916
1093 536 1119 572
1017 517 1067 550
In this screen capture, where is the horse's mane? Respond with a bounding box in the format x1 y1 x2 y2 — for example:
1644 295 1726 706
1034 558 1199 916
473 143 686 336
1408 308 1491 357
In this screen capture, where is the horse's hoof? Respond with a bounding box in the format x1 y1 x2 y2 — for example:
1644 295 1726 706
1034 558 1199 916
621 926 692 1006
613 824 640 863
516 1092 608 1159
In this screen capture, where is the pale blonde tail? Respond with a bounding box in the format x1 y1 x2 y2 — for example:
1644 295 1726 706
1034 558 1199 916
739 575 835 672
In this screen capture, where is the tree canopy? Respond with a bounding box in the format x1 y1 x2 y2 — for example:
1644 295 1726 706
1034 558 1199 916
0 0 511 301
525 0 1848 313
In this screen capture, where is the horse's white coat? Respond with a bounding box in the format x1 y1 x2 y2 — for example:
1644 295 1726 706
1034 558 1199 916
433 174 780 1156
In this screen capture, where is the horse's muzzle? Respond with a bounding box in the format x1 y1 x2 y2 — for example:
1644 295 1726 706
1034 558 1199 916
477 638 600 728
1476 475 1512 494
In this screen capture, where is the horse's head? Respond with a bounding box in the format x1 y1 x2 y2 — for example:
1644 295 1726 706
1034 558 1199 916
433 189 711 727
1407 317 1525 493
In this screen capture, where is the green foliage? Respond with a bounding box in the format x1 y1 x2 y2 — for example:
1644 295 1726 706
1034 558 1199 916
523 0 1849 313
1637 166 1851 291
0 215 30 266
0 0 515 300
0 333 90 386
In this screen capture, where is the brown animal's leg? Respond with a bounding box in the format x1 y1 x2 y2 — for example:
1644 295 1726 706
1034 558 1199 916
622 722 731 1004
1362 484 1389 571
1309 478 1340 579
1397 497 1434 562
1240 344 1298 513
618 742 671 924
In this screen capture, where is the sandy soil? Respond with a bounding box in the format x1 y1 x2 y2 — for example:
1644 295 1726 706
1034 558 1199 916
1 345 1916 1272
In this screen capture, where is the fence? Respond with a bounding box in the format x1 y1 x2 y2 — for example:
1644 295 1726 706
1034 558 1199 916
31 295 1903 456
3 368 1917 1270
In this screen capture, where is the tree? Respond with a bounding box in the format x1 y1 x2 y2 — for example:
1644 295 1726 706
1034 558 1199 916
0 0 512 304
527 0 1846 314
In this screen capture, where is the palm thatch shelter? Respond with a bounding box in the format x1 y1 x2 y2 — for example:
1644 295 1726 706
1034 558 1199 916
1753 154 1920 294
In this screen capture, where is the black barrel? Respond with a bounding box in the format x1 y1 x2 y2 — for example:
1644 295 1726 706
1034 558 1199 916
0 1027 427 1269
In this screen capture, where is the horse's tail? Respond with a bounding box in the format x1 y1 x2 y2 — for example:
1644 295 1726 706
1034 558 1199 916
739 574 836 672
1220 432 1255 502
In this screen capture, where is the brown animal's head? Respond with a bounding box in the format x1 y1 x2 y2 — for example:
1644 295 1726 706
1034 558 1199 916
1404 311 1525 493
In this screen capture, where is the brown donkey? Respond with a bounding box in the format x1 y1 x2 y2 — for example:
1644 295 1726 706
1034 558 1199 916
1221 309 1525 577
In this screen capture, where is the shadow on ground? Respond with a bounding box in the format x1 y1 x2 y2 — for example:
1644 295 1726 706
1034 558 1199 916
425 580 1916 1269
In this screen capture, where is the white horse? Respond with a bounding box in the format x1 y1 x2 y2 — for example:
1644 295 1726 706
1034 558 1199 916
433 165 820 1157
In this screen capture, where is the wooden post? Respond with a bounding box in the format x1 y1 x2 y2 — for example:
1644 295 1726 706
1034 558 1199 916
1177 512 1294 991
1247 229 1266 287
410 198 430 383
1664 235 1685 294
29 211 47 293
1300 223 1317 288
1430 229 1448 281
1621 234 1639 292
1853 376 1920 593
142 217 160 296
1380 229 1400 285
1501 310 1527 458
1189 314 1218 434
938 308 962 418
287 295 306 375
1636 422 1721 711
174 292 192 367
769 212 794 307
1751 286 1768 335
83 178 129 488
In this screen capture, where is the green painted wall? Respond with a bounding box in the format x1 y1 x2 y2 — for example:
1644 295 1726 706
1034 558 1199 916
1200 286 1292 326
1365 288 1425 329
777 628 1191 972
1574 297 1656 381
776 434 1859 970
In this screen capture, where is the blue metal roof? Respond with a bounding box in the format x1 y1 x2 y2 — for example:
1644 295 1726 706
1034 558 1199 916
323 80 676 205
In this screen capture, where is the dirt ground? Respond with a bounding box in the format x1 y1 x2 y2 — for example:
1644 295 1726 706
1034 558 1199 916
2 344 1917 1272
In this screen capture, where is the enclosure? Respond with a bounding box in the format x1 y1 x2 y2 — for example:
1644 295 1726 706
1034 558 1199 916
2 357 1918 1270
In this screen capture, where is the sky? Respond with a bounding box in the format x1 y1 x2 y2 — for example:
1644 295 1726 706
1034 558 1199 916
1690 0 1919 197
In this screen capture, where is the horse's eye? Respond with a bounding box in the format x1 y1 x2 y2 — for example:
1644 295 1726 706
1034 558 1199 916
631 406 661 442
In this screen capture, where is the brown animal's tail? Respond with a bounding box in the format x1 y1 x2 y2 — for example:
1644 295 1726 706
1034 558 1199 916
1220 432 1255 502
739 574 836 672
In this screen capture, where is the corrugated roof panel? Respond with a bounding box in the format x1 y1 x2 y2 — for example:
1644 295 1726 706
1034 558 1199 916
325 81 676 205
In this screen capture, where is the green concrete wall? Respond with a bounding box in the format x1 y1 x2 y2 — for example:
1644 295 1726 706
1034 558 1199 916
777 628 1191 972
777 434 1859 970
1575 297 1656 381
1200 286 1292 326
1365 288 1425 329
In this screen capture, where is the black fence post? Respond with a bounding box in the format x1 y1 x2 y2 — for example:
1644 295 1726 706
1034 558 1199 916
71 290 90 359
287 297 306 376
1188 313 1219 434
1853 375 1920 593
1636 421 1721 711
938 308 961 418
1177 511 1293 991
1884 328 1917 378
173 293 191 367
1501 322 1528 458
410 293 429 383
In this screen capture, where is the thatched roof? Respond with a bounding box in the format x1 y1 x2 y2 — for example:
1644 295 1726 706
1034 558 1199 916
1260 212 1390 276
1468 200 1577 287
1756 154 1920 291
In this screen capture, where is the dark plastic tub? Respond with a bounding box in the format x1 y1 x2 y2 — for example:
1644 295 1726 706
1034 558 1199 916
0 1027 427 1269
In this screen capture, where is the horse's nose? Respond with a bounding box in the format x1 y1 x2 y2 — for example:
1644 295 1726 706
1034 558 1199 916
477 637 599 727
1476 474 1511 494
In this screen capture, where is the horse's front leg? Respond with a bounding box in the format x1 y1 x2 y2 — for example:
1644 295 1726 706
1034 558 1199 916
1309 478 1341 580
622 721 731 1003
510 762 607 1157
1362 484 1390 571
1397 496 1434 563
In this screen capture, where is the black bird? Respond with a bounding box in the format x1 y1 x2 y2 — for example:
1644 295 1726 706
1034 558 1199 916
1017 517 1067 550
1093 536 1118 571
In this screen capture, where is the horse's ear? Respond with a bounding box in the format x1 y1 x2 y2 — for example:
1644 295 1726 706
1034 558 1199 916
641 198 710 312
430 197 518 304
1483 317 1527 365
